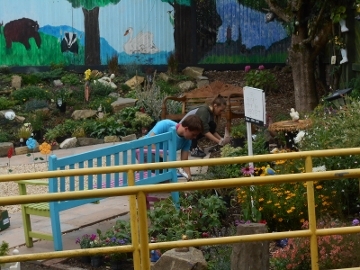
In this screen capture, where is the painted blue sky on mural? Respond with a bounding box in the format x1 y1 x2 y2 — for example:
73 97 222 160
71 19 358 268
216 0 287 49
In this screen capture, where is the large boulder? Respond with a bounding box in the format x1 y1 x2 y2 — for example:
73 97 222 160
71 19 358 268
111 98 137 113
60 137 77 149
71 110 97 120
152 247 207 270
182 67 204 79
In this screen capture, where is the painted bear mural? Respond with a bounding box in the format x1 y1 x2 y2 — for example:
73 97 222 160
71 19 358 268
3 18 41 50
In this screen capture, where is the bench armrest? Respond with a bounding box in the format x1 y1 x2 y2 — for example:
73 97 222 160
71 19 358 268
161 95 187 120
18 180 48 196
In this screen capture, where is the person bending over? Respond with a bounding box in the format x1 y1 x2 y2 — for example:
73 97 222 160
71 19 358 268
143 114 203 180
181 95 231 158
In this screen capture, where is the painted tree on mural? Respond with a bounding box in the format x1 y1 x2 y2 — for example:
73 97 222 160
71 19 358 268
162 0 221 64
66 0 121 65
240 0 353 112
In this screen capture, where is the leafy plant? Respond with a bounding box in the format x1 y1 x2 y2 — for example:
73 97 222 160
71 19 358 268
0 97 17 110
61 73 81 86
119 106 139 126
0 240 9 256
75 234 97 249
132 112 154 129
11 86 51 104
17 123 32 140
86 116 127 138
330 5 347 23
148 191 227 243
244 69 278 91
231 120 247 138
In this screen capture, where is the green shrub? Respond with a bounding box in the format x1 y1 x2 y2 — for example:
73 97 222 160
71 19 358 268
21 74 42 85
244 69 278 91
148 190 227 242
85 116 127 138
88 96 116 114
61 73 81 86
156 79 181 95
24 99 48 112
0 97 17 110
90 82 115 98
12 86 51 103
0 130 11 142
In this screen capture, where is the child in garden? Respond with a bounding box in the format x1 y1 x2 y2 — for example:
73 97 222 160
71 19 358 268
180 95 231 157
143 114 203 180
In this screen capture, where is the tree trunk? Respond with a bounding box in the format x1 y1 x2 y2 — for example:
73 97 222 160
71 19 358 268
289 44 318 113
83 7 100 65
174 3 192 64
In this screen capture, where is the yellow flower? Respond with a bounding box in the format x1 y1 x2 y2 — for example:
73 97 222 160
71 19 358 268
259 207 263 211
300 219 305 223
39 142 51 155
286 209 293 213
266 200 272 204
259 198 264 202
84 69 92 81
278 218 283 222
315 185 322 189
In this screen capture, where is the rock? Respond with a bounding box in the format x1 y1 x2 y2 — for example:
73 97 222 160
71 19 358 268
104 136 120 143
53 80 63 87
0 142 14 157
152 247 207 270
76 137 104 146
11 75 22 89
178 81 196 92
125 75 144 89
15 146 28 155
182 66 204 79
71 110 97 120
111 98 137 113
158 72 174 82
120 134 137 142
60 138 77 149
231 223 269 270
196 76 209 88
0 110 16 120
109 92 120 98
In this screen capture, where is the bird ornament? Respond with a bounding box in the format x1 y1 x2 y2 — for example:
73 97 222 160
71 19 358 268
290 108 299 121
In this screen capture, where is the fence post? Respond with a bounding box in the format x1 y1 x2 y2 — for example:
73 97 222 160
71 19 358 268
230 223 269 270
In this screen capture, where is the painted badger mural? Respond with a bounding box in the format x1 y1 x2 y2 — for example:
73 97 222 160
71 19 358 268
3 17 41 50
61 32 78 54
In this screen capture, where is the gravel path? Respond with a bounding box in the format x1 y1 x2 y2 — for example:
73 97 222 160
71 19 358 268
0 163 48 213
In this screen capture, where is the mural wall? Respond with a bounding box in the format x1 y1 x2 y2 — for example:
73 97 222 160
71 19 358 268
0 0 289 67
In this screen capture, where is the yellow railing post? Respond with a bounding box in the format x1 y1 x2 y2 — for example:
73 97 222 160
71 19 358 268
137 191 150 269
305 156 319 270
128 169 141 270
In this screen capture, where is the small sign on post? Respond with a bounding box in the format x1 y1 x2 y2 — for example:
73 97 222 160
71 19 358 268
243 86 266 159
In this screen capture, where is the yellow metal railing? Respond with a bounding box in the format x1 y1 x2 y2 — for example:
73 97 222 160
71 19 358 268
2 148 360 269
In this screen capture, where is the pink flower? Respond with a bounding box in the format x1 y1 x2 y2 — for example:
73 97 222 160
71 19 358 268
241 166 254 176
244 65 251 72
258 65 265 70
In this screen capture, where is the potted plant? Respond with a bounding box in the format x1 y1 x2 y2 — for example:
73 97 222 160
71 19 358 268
231 120 247 147
75 233 97 263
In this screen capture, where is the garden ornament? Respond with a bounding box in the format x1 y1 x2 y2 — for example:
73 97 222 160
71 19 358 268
340 48 348 64
339 19 349 32
4 111 15 120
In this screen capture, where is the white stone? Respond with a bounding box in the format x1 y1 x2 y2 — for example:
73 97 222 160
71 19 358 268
60 137 77 149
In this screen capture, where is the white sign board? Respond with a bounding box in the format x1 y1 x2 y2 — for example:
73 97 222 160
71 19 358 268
243 86 266 126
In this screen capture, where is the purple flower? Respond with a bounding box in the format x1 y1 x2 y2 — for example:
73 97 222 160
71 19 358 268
352 219 360 226
90 234 97 241
241 166 255 176
258 65 265 70
75 237 80 244
244 65 251 72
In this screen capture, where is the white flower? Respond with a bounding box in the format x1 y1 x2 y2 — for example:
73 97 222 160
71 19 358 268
294 130 305 144
312 165 326 172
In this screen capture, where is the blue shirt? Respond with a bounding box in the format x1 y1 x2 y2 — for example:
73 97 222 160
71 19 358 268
144 120 191 151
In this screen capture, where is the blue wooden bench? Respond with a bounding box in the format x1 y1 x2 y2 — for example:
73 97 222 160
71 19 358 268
18 130 178 251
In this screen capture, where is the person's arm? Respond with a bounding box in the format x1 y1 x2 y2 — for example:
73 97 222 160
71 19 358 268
180 150 192 180
204 132 221 144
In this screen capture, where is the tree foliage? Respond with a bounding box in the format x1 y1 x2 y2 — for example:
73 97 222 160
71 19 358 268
66 0 121 10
